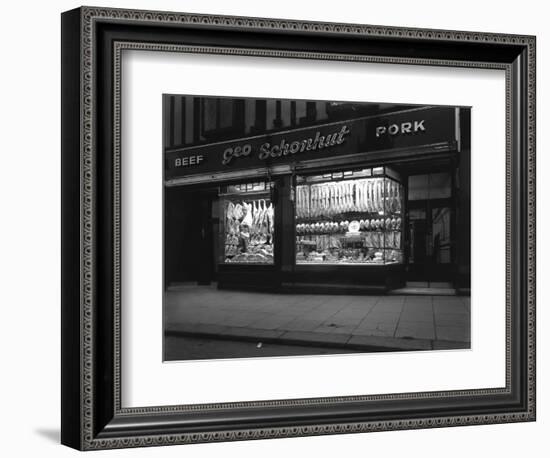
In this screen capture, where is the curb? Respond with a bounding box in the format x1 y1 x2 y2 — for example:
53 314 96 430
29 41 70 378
165 323 469 352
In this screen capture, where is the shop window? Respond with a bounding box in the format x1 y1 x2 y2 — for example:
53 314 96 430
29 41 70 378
220 182 275 264
295 167 404 265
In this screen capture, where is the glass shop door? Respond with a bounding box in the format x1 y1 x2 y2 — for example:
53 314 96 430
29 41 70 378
406 173 454 285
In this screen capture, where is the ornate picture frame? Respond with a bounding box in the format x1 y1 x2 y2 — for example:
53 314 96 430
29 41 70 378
61 6 536 450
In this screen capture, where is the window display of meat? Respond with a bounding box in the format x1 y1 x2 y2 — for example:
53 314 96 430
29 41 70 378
220 182 275 264
294 167 403 265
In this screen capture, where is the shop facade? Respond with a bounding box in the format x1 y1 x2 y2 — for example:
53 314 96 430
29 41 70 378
164 97 470 294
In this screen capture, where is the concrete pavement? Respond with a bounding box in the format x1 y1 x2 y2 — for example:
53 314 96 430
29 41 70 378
164 284 470 354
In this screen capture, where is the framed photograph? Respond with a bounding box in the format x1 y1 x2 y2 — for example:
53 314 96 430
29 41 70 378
61 6 536 450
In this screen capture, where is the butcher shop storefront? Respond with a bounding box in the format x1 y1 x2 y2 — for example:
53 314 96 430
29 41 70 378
163 98 471 294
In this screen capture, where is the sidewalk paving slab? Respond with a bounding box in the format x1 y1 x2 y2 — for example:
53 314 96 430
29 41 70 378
165 285 471 352
435 325 470 342
395 321 436 340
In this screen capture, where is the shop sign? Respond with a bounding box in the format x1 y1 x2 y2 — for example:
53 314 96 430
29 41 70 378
174 154 204 167
165 106 457 180
375 120 426 137
221 125 351 165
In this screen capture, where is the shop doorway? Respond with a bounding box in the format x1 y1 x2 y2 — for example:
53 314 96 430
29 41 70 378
164 188 217 287
406 172 455 286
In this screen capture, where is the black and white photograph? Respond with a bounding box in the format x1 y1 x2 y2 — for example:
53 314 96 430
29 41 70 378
163 95 471 361
54 2 538 453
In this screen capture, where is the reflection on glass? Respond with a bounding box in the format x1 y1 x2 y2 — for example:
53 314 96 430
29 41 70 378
220 182 274 264
408 173 452 200
408 209 427 265
408 174 429 200
429 173 452 199
432 207 451 264
295 167 404 265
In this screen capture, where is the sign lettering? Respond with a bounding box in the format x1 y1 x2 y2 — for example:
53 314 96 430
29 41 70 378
220 125 350 165
375 119 426 138
174 154 204 168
